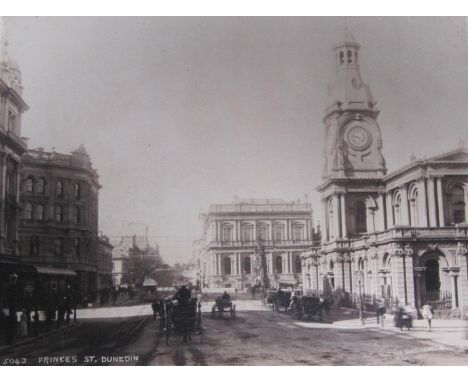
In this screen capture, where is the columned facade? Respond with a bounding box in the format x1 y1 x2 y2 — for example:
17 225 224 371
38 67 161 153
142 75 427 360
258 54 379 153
195 199 314 290
301 31 468 319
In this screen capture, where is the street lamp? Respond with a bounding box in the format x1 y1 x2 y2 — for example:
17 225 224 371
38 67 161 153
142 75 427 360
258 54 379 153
354 270 364 325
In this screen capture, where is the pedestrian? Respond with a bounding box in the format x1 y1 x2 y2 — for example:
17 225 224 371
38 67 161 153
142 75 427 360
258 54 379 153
17 310 28 337
376 298 386 327
421 303 433 332
112 289 118 306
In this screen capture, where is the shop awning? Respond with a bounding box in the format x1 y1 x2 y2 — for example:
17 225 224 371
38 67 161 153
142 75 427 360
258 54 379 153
33 266 77 277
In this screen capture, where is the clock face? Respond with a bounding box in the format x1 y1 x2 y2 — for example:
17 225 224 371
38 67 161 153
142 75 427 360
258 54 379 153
347 126 371 150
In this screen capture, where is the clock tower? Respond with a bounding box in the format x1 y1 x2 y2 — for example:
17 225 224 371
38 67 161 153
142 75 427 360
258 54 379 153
322 31 386 179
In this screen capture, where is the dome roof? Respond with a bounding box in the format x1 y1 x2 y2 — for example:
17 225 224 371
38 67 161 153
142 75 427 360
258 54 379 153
0 42 23 95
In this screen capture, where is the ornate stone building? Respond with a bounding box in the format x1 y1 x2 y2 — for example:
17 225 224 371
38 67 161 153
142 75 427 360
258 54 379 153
0 26 29 304
196 198 314 290
18 146 108 301
302 32 468 317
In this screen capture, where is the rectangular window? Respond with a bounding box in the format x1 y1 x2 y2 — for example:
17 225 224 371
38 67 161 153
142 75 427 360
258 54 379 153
257 226 268 241
273 225 284 242
242 225 253 242
293 225 303 241
54 238 63 256
221 226 232 242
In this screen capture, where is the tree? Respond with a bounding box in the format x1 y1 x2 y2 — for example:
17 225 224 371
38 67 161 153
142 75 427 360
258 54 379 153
256 236 270 290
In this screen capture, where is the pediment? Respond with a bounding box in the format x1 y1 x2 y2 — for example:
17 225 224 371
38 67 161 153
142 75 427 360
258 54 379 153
429 149 468 163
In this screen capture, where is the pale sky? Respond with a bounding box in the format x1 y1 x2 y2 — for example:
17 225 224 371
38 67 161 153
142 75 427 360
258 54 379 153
6 17 468 264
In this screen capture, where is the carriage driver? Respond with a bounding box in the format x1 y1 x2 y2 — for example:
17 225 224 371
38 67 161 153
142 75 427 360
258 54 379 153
174 284 192 306
221 291 231 302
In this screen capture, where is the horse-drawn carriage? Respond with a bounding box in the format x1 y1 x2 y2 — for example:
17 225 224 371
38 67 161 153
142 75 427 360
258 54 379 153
272 290 292 312
152 296 204 344
294 296 323 321
211 294 236 319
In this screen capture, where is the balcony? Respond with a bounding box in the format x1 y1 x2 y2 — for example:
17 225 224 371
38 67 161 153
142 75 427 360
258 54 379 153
208 203 312 214
207 239 314 249
322 225 468 253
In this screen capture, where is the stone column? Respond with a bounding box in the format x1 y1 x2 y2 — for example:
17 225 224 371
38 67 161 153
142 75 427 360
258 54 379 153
391 248 415 306
458 251 468 316
427 177 437 227
288 252 293 274
321 198 328 243
340 194 347 238
449 271 460 309
418 178 429 227
378 193 386 231
400 185 410 226
386 192 393 228
436 177 445 227
334 257 343 291
465 185 468 223
332 194 340 239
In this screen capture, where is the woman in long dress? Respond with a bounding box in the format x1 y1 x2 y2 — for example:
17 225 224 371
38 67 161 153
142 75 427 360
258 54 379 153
421 303 433 332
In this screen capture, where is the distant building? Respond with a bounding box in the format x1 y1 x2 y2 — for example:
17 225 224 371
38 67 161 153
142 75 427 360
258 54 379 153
18 146 106 301
111 235 161 286
195 199 314 290
97 235 113 290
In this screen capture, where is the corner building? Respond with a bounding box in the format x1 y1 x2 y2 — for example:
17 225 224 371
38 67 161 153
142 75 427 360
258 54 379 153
302 32 468 318
0 33 29 303
19 146 103 301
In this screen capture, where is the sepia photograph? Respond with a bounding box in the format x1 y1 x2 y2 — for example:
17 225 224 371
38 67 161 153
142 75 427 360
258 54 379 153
1 11 468 367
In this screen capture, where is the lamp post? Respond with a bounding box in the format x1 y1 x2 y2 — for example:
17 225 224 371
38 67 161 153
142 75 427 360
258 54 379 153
7 273 18 345
354 270 364 325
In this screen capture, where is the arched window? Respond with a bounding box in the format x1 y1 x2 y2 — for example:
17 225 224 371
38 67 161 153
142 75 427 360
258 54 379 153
409 186 419 226
295 256 302 273
36 204 44 221
55 205 63 222
56 180 63 197
243 256 251 274
24 202 33 220
347 49 353 63
452 186 465 224
393 192 402 225
37 178 45 194
275 256 283 274
30 235 39 256
54 238 63 256
223 257 231 275
74 182 81 199
356 200 367 233
339 50 344 65
26 177 34 193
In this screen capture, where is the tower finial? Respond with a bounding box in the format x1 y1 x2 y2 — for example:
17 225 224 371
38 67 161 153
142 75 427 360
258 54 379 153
0 16 8 58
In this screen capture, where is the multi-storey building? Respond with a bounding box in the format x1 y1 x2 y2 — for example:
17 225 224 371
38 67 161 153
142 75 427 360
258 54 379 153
0 26 29 305
18 146 105 301
196 198 314 290
302 31 468 318
97 234 113 290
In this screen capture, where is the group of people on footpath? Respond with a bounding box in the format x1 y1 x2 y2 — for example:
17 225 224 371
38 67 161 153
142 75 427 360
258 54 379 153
373 298 434 332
